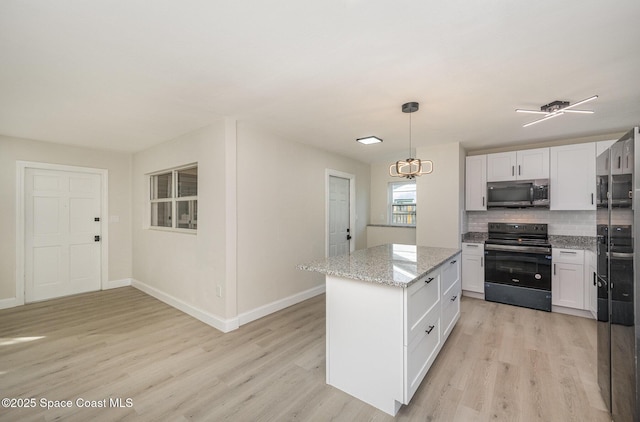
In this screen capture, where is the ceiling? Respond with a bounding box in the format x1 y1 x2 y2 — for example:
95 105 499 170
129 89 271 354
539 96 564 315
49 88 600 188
1 1 639 163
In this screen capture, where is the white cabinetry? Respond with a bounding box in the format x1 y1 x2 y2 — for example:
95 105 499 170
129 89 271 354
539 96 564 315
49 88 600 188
487 152 517 181
441 257 461 339
550 143 596 210
487 148 549 182
611 137 634 175
461 243 484 295
465 155 487 210
325 253 461 416
552 249 585 309
585 250 597 318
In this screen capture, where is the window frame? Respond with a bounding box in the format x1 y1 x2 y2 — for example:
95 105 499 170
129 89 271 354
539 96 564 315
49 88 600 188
148 163 198 233
388 180 417 227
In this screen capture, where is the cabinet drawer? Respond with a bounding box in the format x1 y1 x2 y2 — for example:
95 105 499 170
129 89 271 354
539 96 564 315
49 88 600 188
441 255 461 295
462 242 484 256
405 304 441 402
441 280 461 339
553 248 584 265
406 271 440 346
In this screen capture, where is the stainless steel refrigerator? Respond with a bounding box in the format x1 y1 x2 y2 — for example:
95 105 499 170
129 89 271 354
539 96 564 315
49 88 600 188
597 127 640 421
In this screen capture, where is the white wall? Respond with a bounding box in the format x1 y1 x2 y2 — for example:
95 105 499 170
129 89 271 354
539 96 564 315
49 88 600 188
131 122 229 319
370 161 398 225
366 226 416 247
236 122 370 314
416 142 465 248
0 135 132 302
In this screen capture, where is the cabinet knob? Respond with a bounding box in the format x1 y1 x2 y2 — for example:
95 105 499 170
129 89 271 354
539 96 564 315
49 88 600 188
426 325 435 334
425 277 435 284
450 260 457 264
450 295 458 302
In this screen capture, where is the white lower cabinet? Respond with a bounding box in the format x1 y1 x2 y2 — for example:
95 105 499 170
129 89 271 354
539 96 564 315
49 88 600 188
552 249 585 309
441 279 461 339
586 250 597 318
406 255 460 403
326 253 461 416
405 303 440 400
461 243 484 294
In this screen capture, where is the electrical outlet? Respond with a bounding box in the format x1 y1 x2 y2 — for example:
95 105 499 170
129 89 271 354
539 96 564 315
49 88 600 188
216 285 222 298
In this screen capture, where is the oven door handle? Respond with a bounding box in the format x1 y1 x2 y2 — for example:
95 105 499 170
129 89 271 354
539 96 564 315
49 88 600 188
484 243 551 254
610 252 634 260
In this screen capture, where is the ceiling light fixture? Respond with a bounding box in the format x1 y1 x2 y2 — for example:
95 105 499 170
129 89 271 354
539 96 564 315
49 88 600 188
516 95 598 127
389 102 433 179
356 136 383 145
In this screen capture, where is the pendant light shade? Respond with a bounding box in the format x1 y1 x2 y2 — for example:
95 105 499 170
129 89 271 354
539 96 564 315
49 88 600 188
389 102 433 179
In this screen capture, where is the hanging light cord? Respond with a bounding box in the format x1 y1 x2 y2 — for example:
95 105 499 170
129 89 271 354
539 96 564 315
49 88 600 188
408 111 412 159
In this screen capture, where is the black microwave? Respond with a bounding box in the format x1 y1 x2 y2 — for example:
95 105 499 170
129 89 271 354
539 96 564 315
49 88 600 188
487 179 550 208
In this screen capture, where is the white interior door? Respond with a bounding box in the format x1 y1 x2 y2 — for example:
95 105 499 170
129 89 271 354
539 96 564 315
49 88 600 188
329 176 350 257
25 168 102 302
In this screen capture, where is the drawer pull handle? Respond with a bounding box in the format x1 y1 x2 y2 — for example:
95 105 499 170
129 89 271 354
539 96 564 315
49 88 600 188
466 244 478 247
425 277 435 284
426 325 435 334
451 295 458 302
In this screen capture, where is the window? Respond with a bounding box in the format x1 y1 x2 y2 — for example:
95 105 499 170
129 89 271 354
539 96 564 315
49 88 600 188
389 181 416 226
150 165 197 231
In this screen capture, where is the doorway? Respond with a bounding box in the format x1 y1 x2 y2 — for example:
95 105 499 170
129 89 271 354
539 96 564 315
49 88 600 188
17 162 108 303
326 170 356 257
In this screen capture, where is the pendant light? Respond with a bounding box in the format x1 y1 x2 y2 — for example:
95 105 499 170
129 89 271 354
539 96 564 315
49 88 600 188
389 102 433 179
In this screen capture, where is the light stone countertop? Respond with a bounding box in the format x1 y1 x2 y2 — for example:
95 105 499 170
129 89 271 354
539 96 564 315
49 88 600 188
297 244 461 288
461 232 596 252
549 235 597 251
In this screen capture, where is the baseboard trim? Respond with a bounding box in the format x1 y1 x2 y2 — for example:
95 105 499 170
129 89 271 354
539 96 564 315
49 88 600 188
104 278 132 289
130 280 325 332
131 279 239 333
0 296 22 310
462 290 485 300
237 284 326 326
552 305 594 319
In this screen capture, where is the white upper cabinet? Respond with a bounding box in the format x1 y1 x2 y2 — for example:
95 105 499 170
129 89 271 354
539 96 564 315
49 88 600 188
486 152 517 181
611 138 634 175
550 143 596 210
487 148 549 182
517 148 550 179
465 155 487 210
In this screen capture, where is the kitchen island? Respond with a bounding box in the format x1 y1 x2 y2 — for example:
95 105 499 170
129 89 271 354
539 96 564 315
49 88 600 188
299 244 462 416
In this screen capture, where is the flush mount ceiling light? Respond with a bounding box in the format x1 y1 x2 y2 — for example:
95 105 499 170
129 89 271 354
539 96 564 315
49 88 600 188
389 102 433 179
356 136 383 145
516 95 598 127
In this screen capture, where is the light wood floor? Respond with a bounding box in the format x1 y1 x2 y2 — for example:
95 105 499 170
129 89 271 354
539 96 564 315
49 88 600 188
0 287 610 421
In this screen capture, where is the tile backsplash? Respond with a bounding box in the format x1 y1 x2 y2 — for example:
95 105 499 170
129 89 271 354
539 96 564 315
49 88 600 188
465 209 596 236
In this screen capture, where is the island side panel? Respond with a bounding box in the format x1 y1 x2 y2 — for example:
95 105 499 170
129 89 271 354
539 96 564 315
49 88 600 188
326 275 404 416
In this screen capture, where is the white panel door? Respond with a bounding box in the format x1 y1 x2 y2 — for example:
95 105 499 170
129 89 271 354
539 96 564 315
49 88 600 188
25 168 102 302
328 176 350 257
